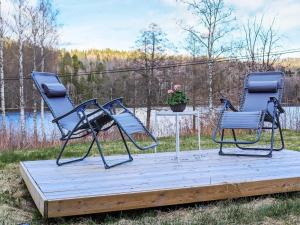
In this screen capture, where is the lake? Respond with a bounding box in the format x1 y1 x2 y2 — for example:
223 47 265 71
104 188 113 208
1 106 299 140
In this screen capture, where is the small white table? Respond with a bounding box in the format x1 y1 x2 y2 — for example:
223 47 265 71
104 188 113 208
154 110 201 161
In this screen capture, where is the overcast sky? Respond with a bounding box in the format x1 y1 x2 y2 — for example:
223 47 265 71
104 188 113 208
3 0 300 56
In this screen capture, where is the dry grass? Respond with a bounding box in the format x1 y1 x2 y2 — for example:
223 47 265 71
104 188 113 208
0 164 34 224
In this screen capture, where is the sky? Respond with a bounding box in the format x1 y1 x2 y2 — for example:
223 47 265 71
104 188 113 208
53 0 184 51
3 0 300 56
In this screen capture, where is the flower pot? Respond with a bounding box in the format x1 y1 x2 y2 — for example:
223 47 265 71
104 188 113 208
170 103 186 112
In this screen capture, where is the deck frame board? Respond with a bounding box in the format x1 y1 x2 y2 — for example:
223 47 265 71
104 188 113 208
20 149 300 218
20 162 48 217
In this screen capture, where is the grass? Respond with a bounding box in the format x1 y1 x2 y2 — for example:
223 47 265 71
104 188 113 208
0 129 300 224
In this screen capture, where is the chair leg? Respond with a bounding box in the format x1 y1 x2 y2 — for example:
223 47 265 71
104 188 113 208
91 128 133 169
219 128 272 157
233 121 284 152
218 129 225 156
276 115 285 151
92 131 110 169
233 129 268 151
56 135 95 166
57 128 134 169
78 114 132 169
56 112 136 168
101 126 133 169
116 125 133 161
268 117 276 157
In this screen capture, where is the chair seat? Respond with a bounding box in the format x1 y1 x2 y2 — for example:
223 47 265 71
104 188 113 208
220 111 263 129
76 111 146 135
77 113 113 131
113 112 145 135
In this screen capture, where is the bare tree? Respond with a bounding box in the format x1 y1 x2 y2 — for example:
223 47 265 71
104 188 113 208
28 5 40 141
260 19 280 70
37 0 58 140
181 0 235 112
11 0 29 141
134 23 171 129
243 16 263 70
243 16 280 71
38 0 58 70
0 0 6 130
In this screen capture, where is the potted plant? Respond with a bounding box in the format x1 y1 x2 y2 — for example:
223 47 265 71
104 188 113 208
167 84 189 112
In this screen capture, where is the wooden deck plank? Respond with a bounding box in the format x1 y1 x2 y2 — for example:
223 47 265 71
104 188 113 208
43 168 300 199
27 156 300 181
23 150 298 180
35 164 300 193
20 149 300 218
23 149 299 169
37 162 300 194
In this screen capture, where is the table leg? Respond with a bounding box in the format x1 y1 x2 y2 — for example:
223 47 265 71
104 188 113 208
154 111 157 153
197 111 201 150
175 113 180 162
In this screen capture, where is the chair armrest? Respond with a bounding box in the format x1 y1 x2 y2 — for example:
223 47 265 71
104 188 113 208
102 97 124 110
52 98 98 123
102 97 123 111
269 97 285 114
220 98 238 112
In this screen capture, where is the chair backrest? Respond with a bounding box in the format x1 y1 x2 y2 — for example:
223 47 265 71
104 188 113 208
240 71 285 112
32 71 80 134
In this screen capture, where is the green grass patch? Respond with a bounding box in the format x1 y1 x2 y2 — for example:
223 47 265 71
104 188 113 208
1 129 299 168
0 134 218 168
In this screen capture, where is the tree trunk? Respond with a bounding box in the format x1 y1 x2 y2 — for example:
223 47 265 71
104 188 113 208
0 37 5 130
40 98 45 139
192 88 196 133
19 34 26 142
0 0 6 131
40 45 46 141
16 0 26 144
146 36 155 130
208 60 214 112
32 42 38 142
133 73 137 115
146 74 151 130
110 79 113 100
146 104 151 130
33 100 37 141
192 62 197 133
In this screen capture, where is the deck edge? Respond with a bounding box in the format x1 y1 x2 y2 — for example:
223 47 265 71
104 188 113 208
46 176 300 218
20 162 48 218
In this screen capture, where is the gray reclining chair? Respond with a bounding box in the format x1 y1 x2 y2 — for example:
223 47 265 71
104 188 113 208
32 71 158 169
212 71 285 157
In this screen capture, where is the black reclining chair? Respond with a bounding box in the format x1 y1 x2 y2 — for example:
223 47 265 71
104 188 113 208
32 71 158 169
212 71 285 157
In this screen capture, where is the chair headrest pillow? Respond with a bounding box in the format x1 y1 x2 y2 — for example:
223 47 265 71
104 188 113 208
247 81 278 93
42 83 67 98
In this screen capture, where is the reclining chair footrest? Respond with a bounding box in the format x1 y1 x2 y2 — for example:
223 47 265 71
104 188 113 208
113 112 146 134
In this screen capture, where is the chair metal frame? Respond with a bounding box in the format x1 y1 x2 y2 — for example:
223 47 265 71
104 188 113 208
32 72 158 169
212 72 285 157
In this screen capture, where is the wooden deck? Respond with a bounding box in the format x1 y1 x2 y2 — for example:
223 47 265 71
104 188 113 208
20 149 300 218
